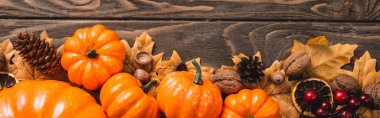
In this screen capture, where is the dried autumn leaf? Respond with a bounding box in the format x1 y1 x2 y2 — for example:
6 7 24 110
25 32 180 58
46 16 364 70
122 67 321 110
271 94 299 118
291 36 357 80
122 32 159 73
259 60 292 95
186 58 215 80
340 51 379 90
220 52 261 71
4 32 67 81
149 50 182 82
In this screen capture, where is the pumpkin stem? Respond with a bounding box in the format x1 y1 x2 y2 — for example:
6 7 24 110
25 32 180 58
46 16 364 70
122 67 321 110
192 60 203 85
247 115 254 118
85 49 98 58
142 80 157 94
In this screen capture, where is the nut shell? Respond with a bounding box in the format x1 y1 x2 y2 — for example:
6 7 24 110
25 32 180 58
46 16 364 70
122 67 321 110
331 74 360 94
212 70 243 95
133 69 150 84
283 52 311 77
363 83 380 109
271 71 285 85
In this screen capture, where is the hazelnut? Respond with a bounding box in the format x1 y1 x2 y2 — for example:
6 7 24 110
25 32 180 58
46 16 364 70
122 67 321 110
212 70 243 95
331 74 360 94
271 71 285 85
133 69 150 84
283 52 311 77
363 83 380 109
135 51 153 65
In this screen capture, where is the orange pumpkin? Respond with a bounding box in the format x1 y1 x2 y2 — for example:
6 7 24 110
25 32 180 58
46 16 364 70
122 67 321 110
0 80 106 118
100 73 160 118
61 24 126 90
157 60 222 118
220 89 280 118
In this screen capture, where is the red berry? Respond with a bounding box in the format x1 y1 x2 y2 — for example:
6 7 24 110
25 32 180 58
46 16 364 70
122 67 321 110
339 109 353 118
360 94 373 106
304 90 317 103
320 101 331 110
315 107 328 117
334 90 348 104
348 98 361 109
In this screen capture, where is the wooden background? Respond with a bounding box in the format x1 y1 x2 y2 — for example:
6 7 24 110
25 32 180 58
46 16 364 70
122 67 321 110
0 0 380 69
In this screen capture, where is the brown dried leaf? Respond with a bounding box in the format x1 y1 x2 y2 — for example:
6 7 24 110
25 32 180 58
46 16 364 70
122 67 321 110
123 32 158 73
291 36 357 80
271 94 299 118
149 50 182 82
186 58 215 80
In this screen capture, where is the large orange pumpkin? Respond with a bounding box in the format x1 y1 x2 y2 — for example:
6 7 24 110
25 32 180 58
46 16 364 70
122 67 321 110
157 60 222 118
220 89 280 118
0 80 106 118
100 73 159 118
61 24 126 90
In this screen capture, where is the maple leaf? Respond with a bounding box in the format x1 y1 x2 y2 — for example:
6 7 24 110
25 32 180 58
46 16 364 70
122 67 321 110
340 51 379 89
292 36 357 80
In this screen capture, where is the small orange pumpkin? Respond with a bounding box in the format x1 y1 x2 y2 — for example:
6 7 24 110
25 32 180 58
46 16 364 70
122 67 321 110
220 89 280 118
61 24 126 90
157 60 222 118
100 73 159 118
0 80 106 118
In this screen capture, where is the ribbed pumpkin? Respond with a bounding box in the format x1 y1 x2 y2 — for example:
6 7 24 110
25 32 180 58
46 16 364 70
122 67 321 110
0 80 106 118
157 60 222 118
220 89 280 118
61 24 126 90
100 73 159 118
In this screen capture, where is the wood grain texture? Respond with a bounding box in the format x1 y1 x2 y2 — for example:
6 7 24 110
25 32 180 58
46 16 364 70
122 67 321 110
0 0 380 20
0 20 380 69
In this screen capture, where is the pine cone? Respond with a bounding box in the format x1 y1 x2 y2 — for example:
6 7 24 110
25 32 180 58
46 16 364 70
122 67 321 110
14 32 62 75
237 55 264 83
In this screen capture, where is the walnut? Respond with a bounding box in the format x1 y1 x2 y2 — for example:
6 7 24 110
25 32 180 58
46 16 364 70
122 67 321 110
283 52 311 77
363 83 380 109
212 70 243 95
331 74 360 94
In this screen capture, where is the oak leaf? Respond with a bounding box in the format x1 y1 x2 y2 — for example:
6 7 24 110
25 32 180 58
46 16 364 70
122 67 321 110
291 36 357 80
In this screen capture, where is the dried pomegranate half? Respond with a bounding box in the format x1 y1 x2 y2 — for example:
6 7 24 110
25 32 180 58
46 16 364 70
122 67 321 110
291 78 333 117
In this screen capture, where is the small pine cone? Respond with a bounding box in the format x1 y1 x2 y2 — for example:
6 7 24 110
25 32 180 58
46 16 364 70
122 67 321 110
14 32 62 75
237 55 265 84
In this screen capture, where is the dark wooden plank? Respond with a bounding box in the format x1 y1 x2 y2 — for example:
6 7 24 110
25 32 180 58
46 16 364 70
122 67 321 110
0 0 380 20
0 20 380 68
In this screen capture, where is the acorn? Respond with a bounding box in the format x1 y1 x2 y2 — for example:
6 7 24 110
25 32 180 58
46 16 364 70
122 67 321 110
363 83 380 109
331 74 360 95
133 69 150 84
212 69 243 95
270 71 285 85
135 51 153 71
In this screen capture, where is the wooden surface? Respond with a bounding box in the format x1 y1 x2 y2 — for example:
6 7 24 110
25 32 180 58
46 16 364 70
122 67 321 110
0 0 379 20
1 20 379 69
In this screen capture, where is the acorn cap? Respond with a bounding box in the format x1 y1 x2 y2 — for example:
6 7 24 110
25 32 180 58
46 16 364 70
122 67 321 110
135 52 153 65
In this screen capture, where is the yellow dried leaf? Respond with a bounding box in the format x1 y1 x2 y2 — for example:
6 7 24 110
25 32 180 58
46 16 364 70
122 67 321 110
220 52 262 71
340 51 379 89
258 61 292 95
122 32 158 73
271 94 299 118
150 50 182 82
291 37 357 80
186 58 215 80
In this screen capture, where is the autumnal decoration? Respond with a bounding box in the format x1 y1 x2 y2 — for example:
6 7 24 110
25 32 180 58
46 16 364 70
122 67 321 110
291 36 357 80
0 51 6 72
0 73 18 90
291 78 333 117
100 73 159 118
220 89 280 118
282 52 310 78
237 54 265 84
157 60 222 118
133 69 150 84
61 24 126 90
363 83 380 109
0 80 106 118
270 71 285 85
211 69 243 95
331 74 360 94
14 32 62 75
